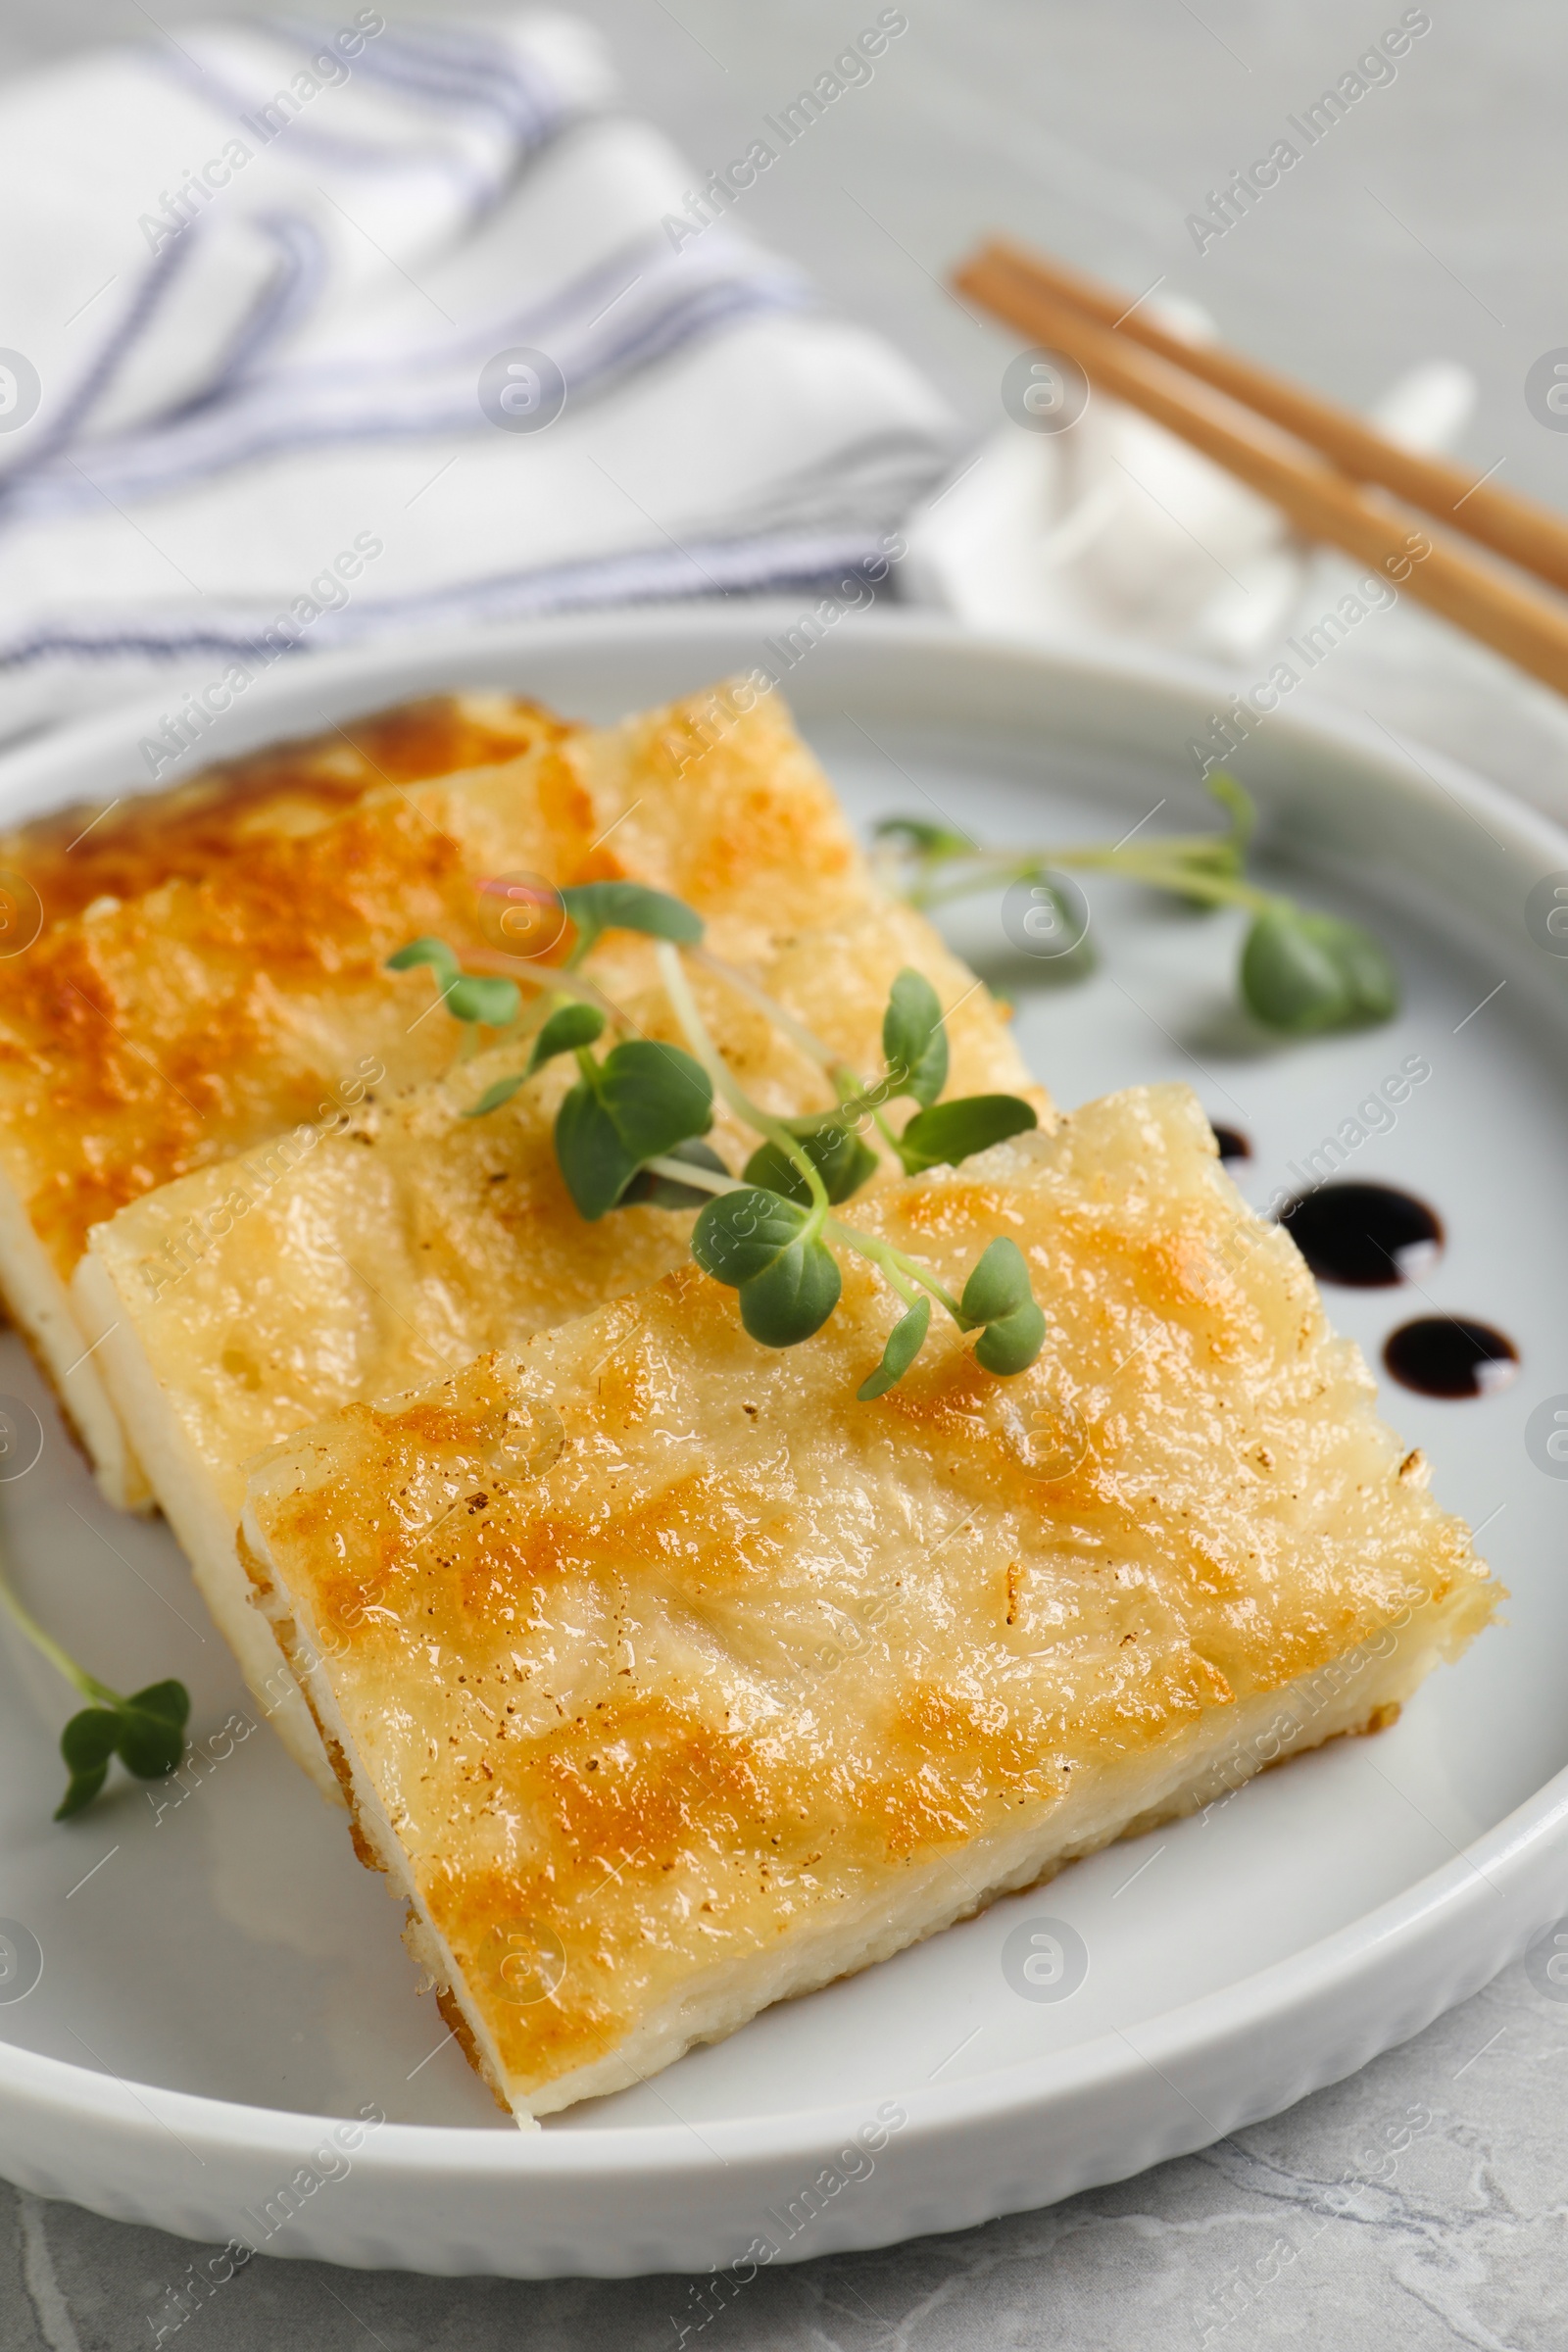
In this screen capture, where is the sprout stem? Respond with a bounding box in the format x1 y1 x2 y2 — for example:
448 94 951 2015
0 1521 120 1707
642 1153 740 1196
825 1219 966 1324
908 843 1277 916
459 948 630 1032
642 1161 968 1325
688 947 842 1073
690 948 914 1167
656 945 830 1219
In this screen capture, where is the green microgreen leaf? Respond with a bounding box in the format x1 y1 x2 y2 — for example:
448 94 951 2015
444 974 521 1026
691 1187 808 1288
739 1237 842 1348
60 1707 120 1775
1326 920 1399 1021
974 1298 1048 1375
618 1138 733 1209
559 882 704 956
56 1758 112 1820
461 1004 609 1118
525 1003 605 1074
122 1679 190 1727
0 1526 189 1823
857 1296 931 1399
873 817 975 860
870 779 1395 1044
116 1681 191 1777
744 1116 878 1207
54 1681 190 1820
1240 906 1398 1035
897 1094 1038 1176
959 1238 1046 1375
463 1073 528 1118
555 1041 713 1220
597 1041 712 1160
386 936 460 979
693 1187 841 1347
554 1085 634 1222
882 967 949 1107
959 1237 1032 1326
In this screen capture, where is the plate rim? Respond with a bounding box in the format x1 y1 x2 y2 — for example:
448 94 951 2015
4 600 1566 872
3 603 1565 2227
3 1760 1566 2178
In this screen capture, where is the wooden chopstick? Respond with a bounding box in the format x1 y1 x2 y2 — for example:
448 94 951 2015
955 241 1568 701
965 237 1568 598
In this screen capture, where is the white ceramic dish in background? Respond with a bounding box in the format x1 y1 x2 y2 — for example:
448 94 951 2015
0 610 1565 2280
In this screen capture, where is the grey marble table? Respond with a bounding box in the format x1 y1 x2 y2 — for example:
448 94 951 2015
3 1 1566 2342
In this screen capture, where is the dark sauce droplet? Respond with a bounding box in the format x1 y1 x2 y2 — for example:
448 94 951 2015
1279 1181 1443 1287
1209 1123 1251 1163
1384 1318 1519 1399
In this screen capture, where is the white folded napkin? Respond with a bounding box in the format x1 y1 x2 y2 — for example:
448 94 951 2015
904 301 1568 821
0 12 955 742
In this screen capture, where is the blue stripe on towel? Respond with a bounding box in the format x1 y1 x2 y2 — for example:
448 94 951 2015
0 529 897 677
0 239 809 525
5 234 202 487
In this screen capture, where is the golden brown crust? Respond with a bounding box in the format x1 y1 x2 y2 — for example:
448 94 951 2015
430 1983 509 2115
0 759 578 1270
85 894 1040 1531
0 695 573 926
0 681 878 1283
243 1086 1497 2113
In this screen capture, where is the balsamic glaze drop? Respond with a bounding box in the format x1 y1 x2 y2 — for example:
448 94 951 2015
1208 1123 1251 1163
1279 1181 1443 1288
1383 1318 1519 1399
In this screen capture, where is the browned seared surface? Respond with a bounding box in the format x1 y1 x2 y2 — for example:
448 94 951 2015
243 1088 1495 2118
0 695 572 928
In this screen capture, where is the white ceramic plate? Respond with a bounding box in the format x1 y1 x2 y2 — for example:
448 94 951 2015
1 610 1566 2280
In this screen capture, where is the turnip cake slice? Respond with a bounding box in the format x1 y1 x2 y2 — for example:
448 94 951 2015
2 676 859 1507
240 1086 1495 2121
77 894 1040 1794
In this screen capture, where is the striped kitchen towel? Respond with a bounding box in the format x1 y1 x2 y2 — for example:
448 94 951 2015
0 11 954 739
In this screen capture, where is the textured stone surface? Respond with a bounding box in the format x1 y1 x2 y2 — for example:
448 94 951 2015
2 0 1563 2341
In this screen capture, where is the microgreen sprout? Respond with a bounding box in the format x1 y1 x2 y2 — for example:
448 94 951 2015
0 1524 188 1819
389 887 1048 1398
875 772 1396 1037
386 936 522 1068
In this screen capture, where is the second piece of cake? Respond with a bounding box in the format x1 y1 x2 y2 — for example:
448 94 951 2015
241 1087 1496 2122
